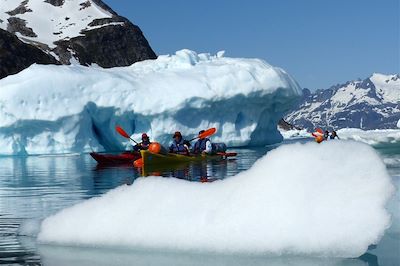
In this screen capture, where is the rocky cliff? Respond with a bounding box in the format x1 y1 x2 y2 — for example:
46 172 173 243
0 0 156 79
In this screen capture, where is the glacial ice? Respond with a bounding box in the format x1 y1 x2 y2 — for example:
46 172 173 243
0 49 301 155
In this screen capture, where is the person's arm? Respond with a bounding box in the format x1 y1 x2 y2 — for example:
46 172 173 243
133 142 143 151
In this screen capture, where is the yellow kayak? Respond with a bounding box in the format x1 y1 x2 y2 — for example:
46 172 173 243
140 150 236 166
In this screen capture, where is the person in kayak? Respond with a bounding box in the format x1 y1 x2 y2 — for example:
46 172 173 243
169 131 190 154
323 130 330 140
133 133 151 151
192 130 212 154
330 130 340 140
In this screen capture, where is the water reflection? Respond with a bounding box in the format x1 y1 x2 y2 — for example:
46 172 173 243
137 158 238 183
37 244 371 266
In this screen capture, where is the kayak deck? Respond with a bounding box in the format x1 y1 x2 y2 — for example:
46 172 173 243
90 151 140 164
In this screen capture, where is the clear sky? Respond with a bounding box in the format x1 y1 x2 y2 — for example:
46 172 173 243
103 0 399 90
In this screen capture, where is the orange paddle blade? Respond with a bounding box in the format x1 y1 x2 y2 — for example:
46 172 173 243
199 128 217 139
116 125 130 139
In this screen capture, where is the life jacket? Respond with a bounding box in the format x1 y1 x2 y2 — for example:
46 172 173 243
169 138 188 153
133 139 151 151
193 138 210 154
141 139 151 148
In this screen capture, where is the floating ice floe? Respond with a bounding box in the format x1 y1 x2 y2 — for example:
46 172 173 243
38 141 394 258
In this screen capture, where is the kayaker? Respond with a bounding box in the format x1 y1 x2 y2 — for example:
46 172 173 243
323 130 330 140
133 133 151 151
169 131 190 154
192 130 212 154
330 130 340 140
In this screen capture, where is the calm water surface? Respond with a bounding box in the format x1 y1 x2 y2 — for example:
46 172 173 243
0 142 399 266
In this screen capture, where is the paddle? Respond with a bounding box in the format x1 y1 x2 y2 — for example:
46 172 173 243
188 127 217 142
115 125 139 144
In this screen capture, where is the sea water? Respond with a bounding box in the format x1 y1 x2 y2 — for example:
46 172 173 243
0 141 398 266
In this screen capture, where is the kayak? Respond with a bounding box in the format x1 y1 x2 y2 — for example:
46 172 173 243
90 151 140 164
139 161 191 177
140 150 236 167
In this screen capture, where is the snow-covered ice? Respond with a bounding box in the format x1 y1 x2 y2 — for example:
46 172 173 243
279 127 400 146
337 128 400 145
0 50 301 155
38 141 394 257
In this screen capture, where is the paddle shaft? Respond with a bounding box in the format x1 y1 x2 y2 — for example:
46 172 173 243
128 136 139 145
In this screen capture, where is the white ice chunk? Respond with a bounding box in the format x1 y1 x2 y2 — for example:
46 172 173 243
38 141 394 257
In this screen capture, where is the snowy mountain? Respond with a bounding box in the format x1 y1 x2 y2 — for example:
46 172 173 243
285 73 400 130
0 49 302 155
0 0 156 78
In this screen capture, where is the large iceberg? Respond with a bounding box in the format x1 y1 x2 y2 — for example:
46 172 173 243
0 49 301 155
38 141 394 257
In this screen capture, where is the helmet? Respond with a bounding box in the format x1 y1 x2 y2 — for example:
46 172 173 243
199 130 205 135
173 131 182 138
142 133 149 139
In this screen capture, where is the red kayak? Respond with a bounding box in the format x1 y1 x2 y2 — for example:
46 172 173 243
90 151 140 164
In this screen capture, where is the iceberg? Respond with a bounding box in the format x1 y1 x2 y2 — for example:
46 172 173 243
38 141 394 257
0 49 301 155
279 127 400 146
278 127 311 140
336 128 400 145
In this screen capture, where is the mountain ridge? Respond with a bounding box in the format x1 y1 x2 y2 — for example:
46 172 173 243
285 73 400 130
0 0 156 79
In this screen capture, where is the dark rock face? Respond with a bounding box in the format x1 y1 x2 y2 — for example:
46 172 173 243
0 29 59 79
54 18 156 66
7 17 37 37
1 0 156 79
6 0 32 16
278 118 302 130
44 0 65 7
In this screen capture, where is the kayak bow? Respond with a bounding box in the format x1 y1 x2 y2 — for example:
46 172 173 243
90 152 140 164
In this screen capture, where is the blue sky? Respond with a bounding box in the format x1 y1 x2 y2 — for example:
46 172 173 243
103 0 399 90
